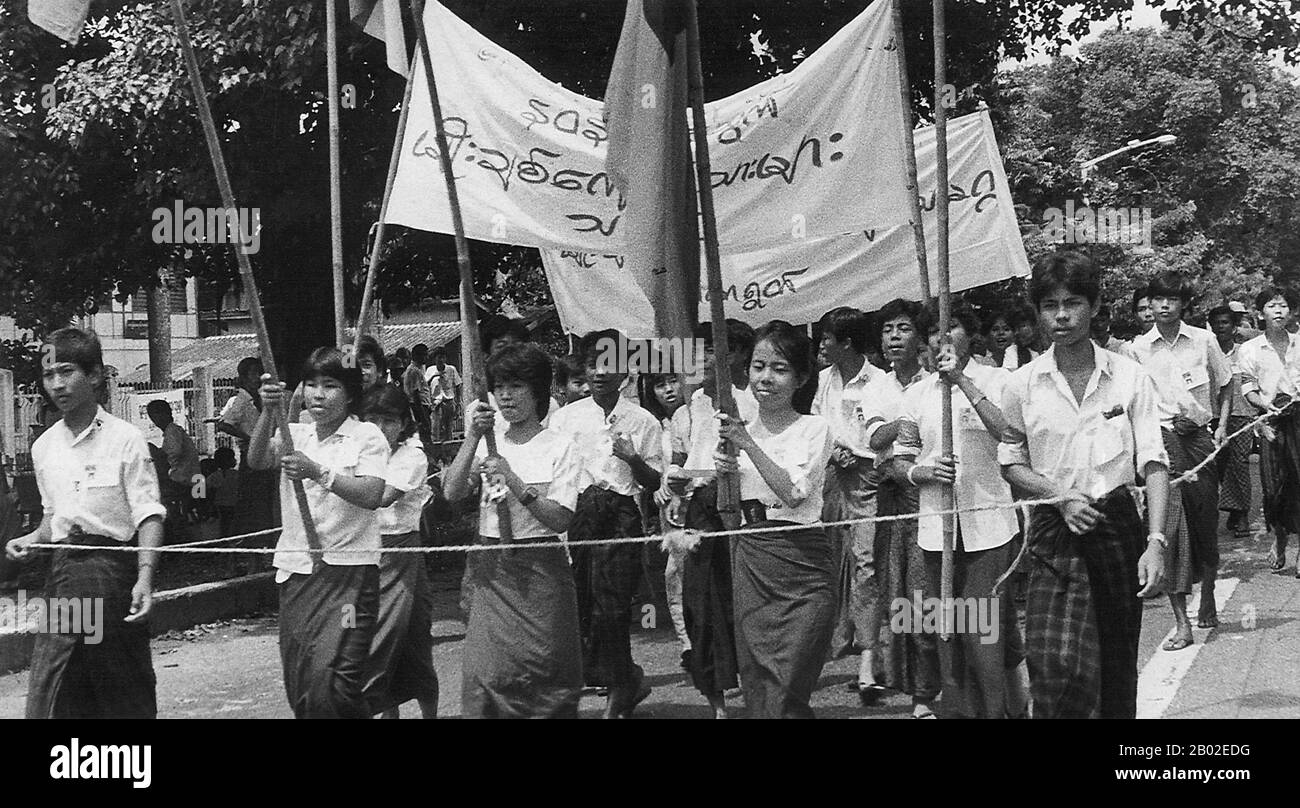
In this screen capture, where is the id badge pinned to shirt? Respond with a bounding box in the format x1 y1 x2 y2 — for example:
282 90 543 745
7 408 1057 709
1183 363 1209 391
71 463 102 494
957 404 983 432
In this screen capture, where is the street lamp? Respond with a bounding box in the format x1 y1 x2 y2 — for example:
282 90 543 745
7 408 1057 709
1080 134 1178 182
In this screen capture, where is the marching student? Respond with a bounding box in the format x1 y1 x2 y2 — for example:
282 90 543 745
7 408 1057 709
403 344 435 452
857 298 940 718
716 321 834 719
812 307 885 697
637 369 690 665
360 386 439 719
444 343 584 718
248 347 389 719
1000 252 1169 719
425 347 462 444
5 327 165 719
1236 286 1300 576
1132 287 1156 335
549 329 663 718
1129 272 1232 645
146 398 201 531
892 305 1026 719
662 319 758 718
1207 305 1255 539
555 353 591 407
217 356 277 542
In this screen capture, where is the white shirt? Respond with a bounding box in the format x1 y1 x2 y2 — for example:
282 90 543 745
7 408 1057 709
548 395 663 496
812 360 883 459
425 363 462 403
998 344 1169 501
271 416 390 580
737 414 832 525
672 386 760 478
1236 331 1300 403
857 367 931 462
474 428 582 539
219 389 260 448
32 407 166 543
1130 322 1232 428
378 436 430 535
896 365 1017 551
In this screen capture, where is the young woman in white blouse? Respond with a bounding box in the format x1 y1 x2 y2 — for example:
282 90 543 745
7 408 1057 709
360 385 438 719
716 321 835 719
444 343 584 718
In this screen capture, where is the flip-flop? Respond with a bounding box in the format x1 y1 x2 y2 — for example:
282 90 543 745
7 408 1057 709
912 708 937 719
1161 636 1194 652
857 682 888 707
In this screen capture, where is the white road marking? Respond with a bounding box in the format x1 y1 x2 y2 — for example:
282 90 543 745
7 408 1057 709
1136 577 1239 719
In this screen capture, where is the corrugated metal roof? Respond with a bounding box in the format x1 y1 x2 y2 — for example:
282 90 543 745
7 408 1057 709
116 321 464 384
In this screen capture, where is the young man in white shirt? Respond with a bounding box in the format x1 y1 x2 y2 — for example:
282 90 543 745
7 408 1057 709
1130 272 1233 645
812 307 887 699
1237 286 1300 576
6 328 165 718
424 347 462 443
1000 252 1169 719
549 329 663 718
855 297 940 718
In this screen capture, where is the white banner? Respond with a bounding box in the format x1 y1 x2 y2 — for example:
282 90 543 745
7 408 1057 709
386 0 911 251
127 389 188 447
541 111 1030 335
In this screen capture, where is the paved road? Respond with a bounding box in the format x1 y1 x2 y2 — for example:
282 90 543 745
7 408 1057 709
3 478 1297 718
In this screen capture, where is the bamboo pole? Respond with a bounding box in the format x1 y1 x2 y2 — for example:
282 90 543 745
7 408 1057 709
327 0 346 348
168 0 322 560
933 0 954 640
408 0 512 542
891 0 931 302
354 54 417 348
686 0 740 531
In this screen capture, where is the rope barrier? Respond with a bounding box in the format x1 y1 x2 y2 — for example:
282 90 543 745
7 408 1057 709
12 406 1278 558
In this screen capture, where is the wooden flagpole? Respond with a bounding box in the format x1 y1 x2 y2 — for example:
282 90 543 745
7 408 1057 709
327 0 347 348
933 0 955 640
408 0 512 541
686 0 740 531
891 0 931 302
354 55 417 347
167 0 322 559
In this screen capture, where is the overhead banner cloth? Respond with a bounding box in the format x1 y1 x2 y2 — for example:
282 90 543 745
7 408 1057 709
603 0 698 339
542 111 1031 335
385 0 911 253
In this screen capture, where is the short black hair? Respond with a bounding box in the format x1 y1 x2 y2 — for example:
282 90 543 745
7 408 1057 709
752 320 818 414
411 343 428 363
1206 305 1238 324
47 327 104 377
146 399 173 419
1029 251 1101 307
920 303 981 339
355 335 386 375
236 356 263 380
820 307 870 354
1255 285 1300 312
878 298 923 330
214 446 236 469
555 353 585 386
579 329 625 369
483 318 531 353
691 319 757 364
487 343 554 421
300 346 365 414
359 385 417 441
1131 286 1150 312
1147 271 1194 304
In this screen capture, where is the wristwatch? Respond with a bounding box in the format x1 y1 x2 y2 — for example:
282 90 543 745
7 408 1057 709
518 486 539 506
1147 531 1167 549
